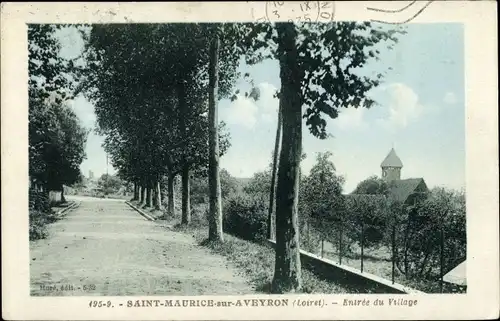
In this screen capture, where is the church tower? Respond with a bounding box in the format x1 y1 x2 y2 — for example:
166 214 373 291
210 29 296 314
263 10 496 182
381 148 403 182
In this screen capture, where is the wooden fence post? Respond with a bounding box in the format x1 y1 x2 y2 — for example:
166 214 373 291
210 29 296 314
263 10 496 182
360 215 364 273
392 223 396 284
338 219 343 265
440 223 444 293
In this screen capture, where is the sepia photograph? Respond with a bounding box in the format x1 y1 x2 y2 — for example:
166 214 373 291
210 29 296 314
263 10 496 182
28 20 466 296
2 1 498 320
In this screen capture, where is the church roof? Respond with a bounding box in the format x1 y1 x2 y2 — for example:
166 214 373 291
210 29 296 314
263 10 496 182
346 178 428 204
381 148 403 168
388 178 427 203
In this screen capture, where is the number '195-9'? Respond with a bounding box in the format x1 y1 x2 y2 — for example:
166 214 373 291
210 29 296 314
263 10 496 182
89 300 112 308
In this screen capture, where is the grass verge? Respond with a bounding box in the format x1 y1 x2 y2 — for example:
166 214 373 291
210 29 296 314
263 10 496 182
29 201 75 241
171 223 374 294
129 200 166 220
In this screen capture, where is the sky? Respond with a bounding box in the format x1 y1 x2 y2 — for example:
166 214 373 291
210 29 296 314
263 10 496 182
54 23 465 193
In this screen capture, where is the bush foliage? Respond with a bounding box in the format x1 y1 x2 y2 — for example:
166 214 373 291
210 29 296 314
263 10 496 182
223 193 268 242
392 188 466 280
29 190 58 241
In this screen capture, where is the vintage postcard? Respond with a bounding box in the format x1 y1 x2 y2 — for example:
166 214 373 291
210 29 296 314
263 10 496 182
1 1 498 320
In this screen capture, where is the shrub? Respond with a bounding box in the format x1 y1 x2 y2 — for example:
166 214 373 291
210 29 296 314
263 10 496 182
97 174 122 195
392 188 466 280
223 193 268 242
29 210 50 240
190 177 209 205
243 170 271 200
29 189 57 241
29 189 52 213
189 203 209 228
344 194 389 248
190 169 238 206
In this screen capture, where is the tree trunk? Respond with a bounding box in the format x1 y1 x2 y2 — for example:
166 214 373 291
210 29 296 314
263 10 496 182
154 181 162 210
145 183 152 207
361 220 365 273
178 81 191 225
152 182 158 208
403 218 412 278
439 224 444 292
305 218 310 245
419 249 432 278
181 164 191 224
167 173 175 217
208 33 223 242
140 185 146 204
60 184 66 203
391 224 396 283
133 182 139 201
339 220 343 264
268 101 282 240
271 23 302 294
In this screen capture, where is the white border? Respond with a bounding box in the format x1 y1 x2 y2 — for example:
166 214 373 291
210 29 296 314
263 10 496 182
1 1 498 320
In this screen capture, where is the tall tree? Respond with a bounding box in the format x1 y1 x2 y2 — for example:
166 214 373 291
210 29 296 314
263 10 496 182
268 95 282 240
300 152 345 250
28 24 87 193
208 33 223 242
271 23 303 293
241 21 403 293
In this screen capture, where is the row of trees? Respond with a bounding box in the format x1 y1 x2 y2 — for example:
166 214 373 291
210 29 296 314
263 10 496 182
77 24 242 230
29 24 88 202
75 21 401 293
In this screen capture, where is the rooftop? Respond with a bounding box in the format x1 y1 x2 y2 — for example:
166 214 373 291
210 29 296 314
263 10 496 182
381 148 403 168
388 178 427 203
347 178 428 204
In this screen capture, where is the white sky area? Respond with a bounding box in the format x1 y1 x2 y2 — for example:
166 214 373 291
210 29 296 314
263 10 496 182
53 24 465 193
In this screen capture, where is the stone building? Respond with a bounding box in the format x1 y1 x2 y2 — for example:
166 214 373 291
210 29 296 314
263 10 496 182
381 148 429 204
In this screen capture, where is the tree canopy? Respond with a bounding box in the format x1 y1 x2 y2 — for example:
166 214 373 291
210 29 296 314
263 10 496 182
29 24 88 191
352 175 390 195
78 24 239 189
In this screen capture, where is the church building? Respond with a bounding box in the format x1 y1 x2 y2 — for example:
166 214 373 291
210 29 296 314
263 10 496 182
381 148 429 204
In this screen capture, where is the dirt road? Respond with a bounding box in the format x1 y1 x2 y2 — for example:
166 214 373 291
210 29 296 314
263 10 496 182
30 196 253 296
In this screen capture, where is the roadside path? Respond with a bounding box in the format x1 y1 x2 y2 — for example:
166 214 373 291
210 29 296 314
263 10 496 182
30 196 253 296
